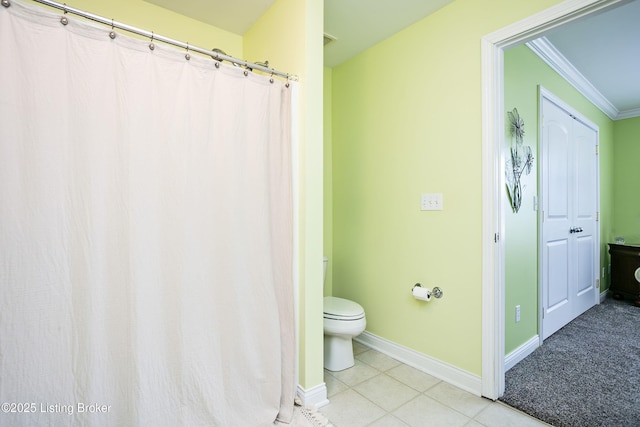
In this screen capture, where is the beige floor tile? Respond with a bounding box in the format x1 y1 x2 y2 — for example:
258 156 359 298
392 395 470 427
318 389 386 427
473 402 551 427
367 414 410 426
353 340 368 355
319 343 549 427
424 381 491 418
356 349 402 372
324 372 349 398
353 373 420 412
386 363 441 392
329 359 379 387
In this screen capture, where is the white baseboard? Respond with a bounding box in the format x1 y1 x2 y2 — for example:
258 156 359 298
600 289 609 303
354 331 482 396
504 335 539 372
296 382 329 408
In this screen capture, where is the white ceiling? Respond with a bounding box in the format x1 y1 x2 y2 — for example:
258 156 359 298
146 0 640 119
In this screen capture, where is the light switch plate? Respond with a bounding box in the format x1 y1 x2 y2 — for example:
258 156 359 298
421 193 443 211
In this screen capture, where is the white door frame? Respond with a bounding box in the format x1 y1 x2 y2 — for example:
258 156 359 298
480 0 626 400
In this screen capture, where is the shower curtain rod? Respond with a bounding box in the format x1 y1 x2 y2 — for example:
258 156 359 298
17 0 297 81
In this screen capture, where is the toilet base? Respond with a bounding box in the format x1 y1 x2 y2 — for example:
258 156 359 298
324 334 355 371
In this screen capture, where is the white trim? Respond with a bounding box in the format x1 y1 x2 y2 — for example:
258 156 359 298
616 107 640 120
483 0 630 48
296 383 329 409
526 38 619 120
481 0 626 401
504 336 540 372
481 35 505 400
600 289 609 303
355 331 481 396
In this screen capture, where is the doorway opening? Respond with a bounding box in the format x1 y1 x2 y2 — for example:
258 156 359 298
480 0 626 400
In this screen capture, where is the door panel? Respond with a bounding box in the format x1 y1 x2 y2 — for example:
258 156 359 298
547 240 569 308
544 239 570 338
546 122 570 219
575 124 597 221
573 119 598 316
542 99 574 338
576 236 594 295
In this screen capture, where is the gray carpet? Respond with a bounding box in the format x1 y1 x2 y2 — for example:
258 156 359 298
500 297 640 427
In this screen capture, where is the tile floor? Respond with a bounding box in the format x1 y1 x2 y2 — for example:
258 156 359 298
318 342 551 427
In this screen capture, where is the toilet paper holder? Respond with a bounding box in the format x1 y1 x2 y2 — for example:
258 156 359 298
412 283 443 299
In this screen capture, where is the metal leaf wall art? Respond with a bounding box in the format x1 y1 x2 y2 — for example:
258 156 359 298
505 108 534 213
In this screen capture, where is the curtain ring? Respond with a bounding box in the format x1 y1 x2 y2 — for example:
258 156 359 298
109 19 116 39
60 4 69 25
185 43 190 61
1 0 10 8
269 73 274 84
149 32 155 51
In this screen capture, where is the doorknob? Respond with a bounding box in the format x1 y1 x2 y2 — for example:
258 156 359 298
569 227 584 234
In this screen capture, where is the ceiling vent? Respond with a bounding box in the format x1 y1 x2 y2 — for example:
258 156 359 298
323 33 337 46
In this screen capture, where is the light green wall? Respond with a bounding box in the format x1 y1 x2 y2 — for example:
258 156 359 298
503 45 615 354
503 46 539 354
324 67 334 297
328 0 564 376
612 117 640 243
245 0 325 390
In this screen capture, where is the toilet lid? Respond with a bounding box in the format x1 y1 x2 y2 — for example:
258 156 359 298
323 296 365 320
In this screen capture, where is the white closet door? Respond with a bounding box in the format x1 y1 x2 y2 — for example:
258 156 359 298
572 118 598 317
540 91 598 340
541 98 573 339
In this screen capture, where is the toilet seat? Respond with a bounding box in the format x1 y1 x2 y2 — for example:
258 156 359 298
323 296 365 321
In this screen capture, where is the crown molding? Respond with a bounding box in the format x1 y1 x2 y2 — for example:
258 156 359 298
526 37 622 119
616 107 640 120
526 37 640 120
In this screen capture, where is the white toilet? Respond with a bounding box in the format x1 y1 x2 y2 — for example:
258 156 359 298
323 257 366 371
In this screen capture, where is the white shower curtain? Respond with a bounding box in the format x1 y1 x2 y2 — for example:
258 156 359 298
0 1 295 426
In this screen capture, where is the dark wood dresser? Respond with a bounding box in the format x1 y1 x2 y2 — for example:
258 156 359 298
608 243 640 306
